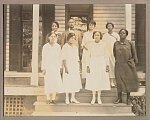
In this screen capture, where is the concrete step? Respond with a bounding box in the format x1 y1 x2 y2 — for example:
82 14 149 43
32 111 135 116
33 102 133 115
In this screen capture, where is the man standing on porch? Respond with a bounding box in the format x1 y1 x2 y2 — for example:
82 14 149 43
61 18 83 60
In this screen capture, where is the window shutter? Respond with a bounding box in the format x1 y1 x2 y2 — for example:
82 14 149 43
42 4 55 45
9 5 21 71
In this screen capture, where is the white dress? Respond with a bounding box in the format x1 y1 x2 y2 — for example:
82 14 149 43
85 41 111 91
41 43 63 94
81 31 94 79
102 32 120 78
62 43 82 92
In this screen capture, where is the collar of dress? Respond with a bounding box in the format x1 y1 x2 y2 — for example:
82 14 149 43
119 40 128 45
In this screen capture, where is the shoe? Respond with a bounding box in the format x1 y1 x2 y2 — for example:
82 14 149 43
52 100 56 104
114 92 122 104
91 98 96 105
127 98 131 105
111 83 116 88
98 98 102 105
127 92 131 105
65 98 70 105
70 98 80 104
114 98 122 104
46 100 51 104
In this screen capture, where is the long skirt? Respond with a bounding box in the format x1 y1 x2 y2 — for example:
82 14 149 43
85 56 111 91
62 61 82 93
115 62 139 92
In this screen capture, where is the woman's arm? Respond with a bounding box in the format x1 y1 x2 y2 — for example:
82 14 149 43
62 60 68 74
61 45 69 74
113 42 116 59
104 43 110 72
41 45 46 75
86 44 91 73
130 41 138 64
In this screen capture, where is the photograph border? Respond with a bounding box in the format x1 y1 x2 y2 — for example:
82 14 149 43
0 0 149 120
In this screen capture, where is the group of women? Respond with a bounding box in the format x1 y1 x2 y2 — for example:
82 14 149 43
41 20 139 105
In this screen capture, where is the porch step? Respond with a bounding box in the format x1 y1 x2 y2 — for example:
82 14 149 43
37 88 127 103
32 112 135 116
33 102 134 116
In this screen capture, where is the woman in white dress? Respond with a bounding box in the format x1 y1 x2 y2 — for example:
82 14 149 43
102 22 120 87
51 21 62 46
81 20 96 87
41 31 63 104
85 31 111 104
62 32 82 104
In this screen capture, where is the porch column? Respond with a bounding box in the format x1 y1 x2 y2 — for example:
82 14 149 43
125 4 132 40
31 4 39 86
6 5 10 71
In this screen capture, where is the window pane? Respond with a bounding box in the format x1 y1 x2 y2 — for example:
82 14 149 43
22 22 32 68
71 16 88 33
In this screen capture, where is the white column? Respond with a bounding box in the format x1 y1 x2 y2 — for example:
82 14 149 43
6 5 10 71
31 4 39 86
125 4 132 40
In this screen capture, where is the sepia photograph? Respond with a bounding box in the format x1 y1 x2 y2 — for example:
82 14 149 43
1 1 148 118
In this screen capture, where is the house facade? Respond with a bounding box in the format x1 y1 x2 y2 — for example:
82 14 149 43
3 4 146 116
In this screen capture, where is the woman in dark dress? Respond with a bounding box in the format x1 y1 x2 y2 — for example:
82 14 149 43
113 29 139 105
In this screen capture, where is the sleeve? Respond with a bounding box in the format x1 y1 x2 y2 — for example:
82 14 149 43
41 45 46 71
57 33 62 45
86 44 91 66
58 45 62 68
61 44 67 61
75 46 80 62
102 34 106 41
81 32 86 47
104 43 109 65
130 41 138 64
116 33 120 41
61 32 66 48
78 31 83 47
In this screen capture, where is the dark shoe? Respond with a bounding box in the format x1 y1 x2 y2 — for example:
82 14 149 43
51 100 56 104
127 92 131 105
114 98 122 104
127 98 131 105
114 92 122 104
46 100 51 104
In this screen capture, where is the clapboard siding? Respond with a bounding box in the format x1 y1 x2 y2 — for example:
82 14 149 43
93 4 135 37
93 14 125 18
55 4 65 33
93 4 125 33
94 7 125 10
94 10 125 14
94 4 125 7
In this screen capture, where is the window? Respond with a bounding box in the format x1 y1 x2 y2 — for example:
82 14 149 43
66 4 93 33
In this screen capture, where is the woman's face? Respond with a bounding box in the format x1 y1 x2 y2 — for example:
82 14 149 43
94 32 101 42
119 30 127 39
107 24 113 32
48 33 56 43
52 23 58 32
89 23 95 31
68 36 76 44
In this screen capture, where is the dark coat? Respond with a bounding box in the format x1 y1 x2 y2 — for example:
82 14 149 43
113 40 139 92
